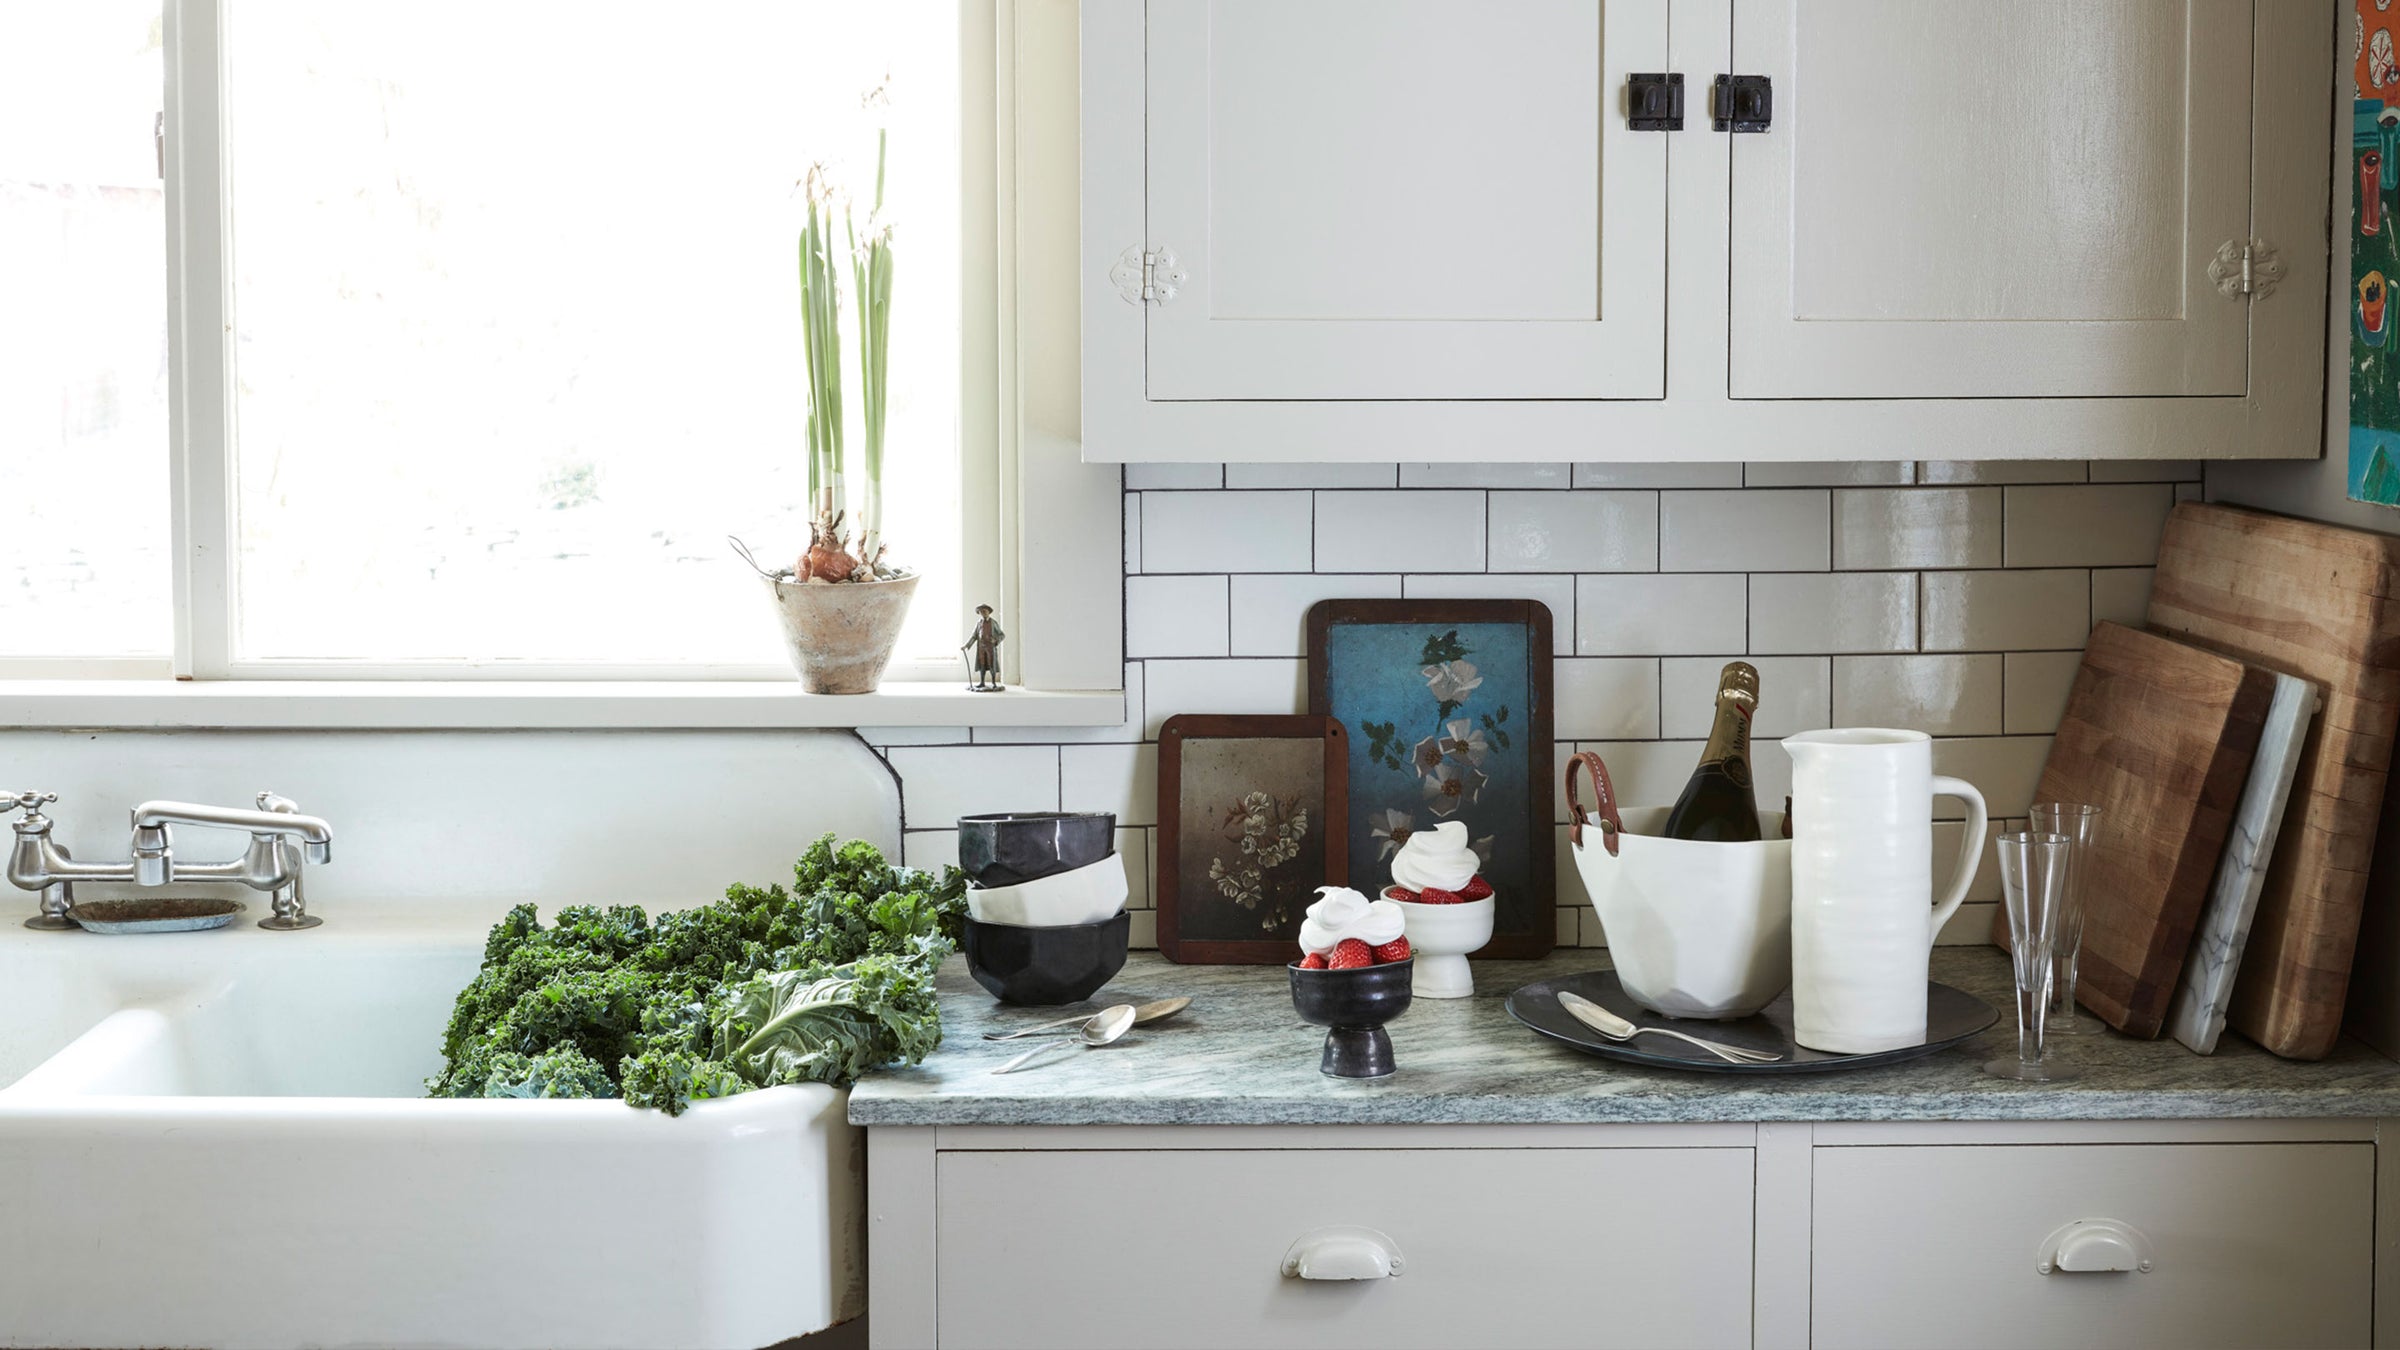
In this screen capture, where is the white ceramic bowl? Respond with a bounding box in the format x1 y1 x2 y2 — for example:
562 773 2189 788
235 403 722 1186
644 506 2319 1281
1389 895 1495 999
965 855 1128 928
1570 805 1792 1020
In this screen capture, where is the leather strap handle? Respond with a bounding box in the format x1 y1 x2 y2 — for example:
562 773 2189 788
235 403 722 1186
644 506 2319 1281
1564 751 1623 856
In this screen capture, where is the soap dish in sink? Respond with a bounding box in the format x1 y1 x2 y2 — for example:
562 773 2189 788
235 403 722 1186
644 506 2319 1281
67 897 246 934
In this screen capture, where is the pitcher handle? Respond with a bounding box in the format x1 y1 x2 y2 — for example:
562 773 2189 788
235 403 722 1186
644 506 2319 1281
1929 776 1988 943
1564 751 1623 856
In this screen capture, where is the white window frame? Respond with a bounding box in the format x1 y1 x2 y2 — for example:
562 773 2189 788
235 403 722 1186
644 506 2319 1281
4 0 1121 729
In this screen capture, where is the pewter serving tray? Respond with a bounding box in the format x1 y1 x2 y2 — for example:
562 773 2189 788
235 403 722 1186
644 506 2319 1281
1505 970 1997 1074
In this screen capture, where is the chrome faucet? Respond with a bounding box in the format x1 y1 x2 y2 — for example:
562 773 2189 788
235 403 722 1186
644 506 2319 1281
5 790 335 931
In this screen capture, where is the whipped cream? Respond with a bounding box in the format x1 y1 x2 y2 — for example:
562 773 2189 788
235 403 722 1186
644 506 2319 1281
1298 886 1406 955
1391 820 1481 893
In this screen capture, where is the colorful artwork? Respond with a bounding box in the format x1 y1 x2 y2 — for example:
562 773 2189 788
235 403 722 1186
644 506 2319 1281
1308 600 1555 958
2354 1 2400 506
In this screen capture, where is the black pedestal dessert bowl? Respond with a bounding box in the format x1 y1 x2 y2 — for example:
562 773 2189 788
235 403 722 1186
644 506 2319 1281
963 910 1131 1005
1289 960 1414 1078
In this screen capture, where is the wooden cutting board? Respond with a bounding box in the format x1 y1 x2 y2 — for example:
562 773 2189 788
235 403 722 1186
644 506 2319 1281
2146 502 2400 1059
1991 622 2274 1039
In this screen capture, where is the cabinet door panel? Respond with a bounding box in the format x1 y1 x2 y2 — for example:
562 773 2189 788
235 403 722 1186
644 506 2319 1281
1731 0 2254 398
1144 0 1667 401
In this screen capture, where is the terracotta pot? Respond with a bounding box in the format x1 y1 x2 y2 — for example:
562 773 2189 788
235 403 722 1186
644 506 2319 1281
762 571 920 694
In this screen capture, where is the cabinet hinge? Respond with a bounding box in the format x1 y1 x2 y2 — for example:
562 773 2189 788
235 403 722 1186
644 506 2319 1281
2206 238 2285 300
1111 244 1188 307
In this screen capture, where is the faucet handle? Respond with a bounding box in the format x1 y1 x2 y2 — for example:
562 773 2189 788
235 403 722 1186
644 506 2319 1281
256 791 299 814
3 791 56 817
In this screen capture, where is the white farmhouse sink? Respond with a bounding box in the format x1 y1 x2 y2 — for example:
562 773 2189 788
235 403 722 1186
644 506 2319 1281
0 903 864 1350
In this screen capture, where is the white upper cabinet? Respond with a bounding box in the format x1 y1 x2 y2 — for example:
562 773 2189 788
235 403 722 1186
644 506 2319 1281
1080 0 2331 461
1140 0 1667 401
1730 0 2256 399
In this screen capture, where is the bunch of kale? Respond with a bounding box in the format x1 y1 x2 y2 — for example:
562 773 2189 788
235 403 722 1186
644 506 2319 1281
427 835 966 1115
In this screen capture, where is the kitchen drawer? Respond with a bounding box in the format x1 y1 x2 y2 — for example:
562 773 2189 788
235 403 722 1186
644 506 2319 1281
934 1146 1752 1349
1812 1143 2372 1350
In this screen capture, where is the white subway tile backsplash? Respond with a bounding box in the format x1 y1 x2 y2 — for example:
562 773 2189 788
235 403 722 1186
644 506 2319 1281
1750 572 1915 654
1921 569 2088 652
2002 484 2175 567
2091 567 2155 627
1661 656 1832 739
2004 650 2085 735
888 466 2188 952
1125 575 1230 657
1917 461 2087 485
1404 462 1571 489
1490 491 1657 572
1573 462 1742 489
1063 743 1157 826
1554 658 1662 739
1142 659 1305 737
1834 487 2001 570
1745 461 1914 487
1832 654 2003 736
1315 489 1483 573
1125 463 1223 490
1229 574 1403 656
2089 459 2203 483
886 745 1060 828
1931 736 2051 819
1144 491 1313 573
1226 463 1398 489
1661 490 1829 572
1575 574 1747 655
1128 910 1159 948
1404 573 1577 654
902 829 958 872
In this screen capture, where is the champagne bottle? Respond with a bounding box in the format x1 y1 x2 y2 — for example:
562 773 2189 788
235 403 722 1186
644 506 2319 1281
1662 661 1762 842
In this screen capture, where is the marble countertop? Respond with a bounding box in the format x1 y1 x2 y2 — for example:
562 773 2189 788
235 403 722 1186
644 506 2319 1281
847 948 2400 1127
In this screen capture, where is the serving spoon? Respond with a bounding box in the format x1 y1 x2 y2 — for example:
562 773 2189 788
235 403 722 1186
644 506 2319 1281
1555 990 1782 1065
982 997 1192 1041
989 1003 1139 1074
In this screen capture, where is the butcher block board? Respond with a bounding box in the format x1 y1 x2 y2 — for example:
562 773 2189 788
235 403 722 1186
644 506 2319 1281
1990 622 2274 1039
2147 502 2400 1060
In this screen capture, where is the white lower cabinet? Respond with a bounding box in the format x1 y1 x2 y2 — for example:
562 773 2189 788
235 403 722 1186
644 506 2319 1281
931 1146 1754 1349
870 1122 2399 1349
1811 1143 2375 1350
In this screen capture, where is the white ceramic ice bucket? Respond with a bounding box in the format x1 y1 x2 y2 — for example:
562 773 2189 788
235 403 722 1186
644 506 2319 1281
1782 728 1988 1054
1564 753 1793 1020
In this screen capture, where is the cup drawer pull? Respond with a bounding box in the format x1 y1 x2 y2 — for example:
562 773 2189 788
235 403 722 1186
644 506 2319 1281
2037 1218 2155 1274
1281 1225 1405 1281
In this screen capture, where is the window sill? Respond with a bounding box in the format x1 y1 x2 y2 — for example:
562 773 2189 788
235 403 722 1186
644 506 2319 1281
0 681 1124 731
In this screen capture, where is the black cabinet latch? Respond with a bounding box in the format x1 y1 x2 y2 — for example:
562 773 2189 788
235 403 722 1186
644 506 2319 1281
1628 73 1683 131
1711 74 1772 132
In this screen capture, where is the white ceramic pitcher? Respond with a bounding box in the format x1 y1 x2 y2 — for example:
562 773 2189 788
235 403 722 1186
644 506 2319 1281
1782 729 1988 1054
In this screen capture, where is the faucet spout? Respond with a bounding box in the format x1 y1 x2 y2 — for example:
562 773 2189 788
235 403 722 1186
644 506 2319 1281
130 800 334 848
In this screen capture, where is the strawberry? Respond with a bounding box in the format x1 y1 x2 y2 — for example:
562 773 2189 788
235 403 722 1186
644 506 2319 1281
1418 886 1464 905
1299 951 1328 970
1327 938 1373 970
1460 875 1494 901
1371 936 1412 964
1383 885 1420 903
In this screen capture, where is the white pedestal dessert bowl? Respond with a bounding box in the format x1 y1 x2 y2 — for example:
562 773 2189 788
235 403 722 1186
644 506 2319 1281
1391 896 1495 998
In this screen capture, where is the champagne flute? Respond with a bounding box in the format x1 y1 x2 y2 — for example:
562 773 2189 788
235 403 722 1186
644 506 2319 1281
1985 831 2078 1082
2030 802 2100 1035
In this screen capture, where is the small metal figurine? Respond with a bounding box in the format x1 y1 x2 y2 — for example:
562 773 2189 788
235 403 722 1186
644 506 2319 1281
962 604 1005 692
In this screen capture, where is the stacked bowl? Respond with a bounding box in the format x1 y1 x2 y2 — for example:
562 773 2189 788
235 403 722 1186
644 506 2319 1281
958 812 1128 1004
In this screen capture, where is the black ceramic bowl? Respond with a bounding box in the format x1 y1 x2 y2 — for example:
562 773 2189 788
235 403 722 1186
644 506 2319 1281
962 911 1132 1005
1289 960 1415 1078
957 812 1118 888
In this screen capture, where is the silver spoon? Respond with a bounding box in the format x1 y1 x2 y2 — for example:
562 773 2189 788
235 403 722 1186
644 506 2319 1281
990 1003 1139 1074
982 997 1192 1041
1555 990 1783 1064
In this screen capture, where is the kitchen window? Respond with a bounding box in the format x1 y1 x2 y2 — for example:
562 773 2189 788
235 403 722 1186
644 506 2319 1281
2 0 1121 717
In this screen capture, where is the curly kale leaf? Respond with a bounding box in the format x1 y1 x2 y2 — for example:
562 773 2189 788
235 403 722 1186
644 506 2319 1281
427 835 962 1115
707 955 946 1090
